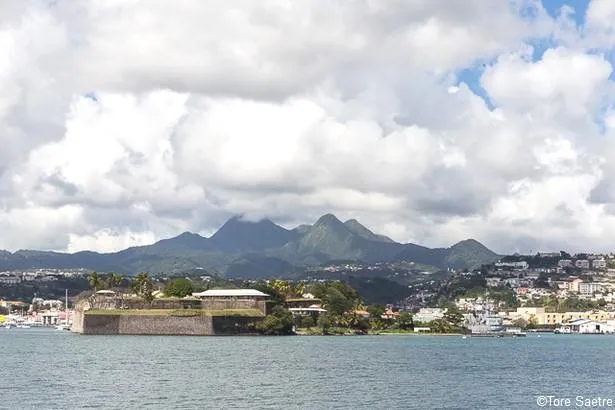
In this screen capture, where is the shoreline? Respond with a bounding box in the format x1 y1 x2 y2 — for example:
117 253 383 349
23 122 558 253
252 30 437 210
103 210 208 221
374 332 462 336
294 330 463 337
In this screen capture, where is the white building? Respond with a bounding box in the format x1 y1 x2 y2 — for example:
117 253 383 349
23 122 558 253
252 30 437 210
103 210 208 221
558 319 610 334
558 259 573 268
579 282 603 295
575 260 590 269
485 277 502 287
21 273 37 281
592 259 607 269
0 275 21 285
414 308 445 323
568 278 583 293
538 252 561 258
502 278 520 288
495 261 529 270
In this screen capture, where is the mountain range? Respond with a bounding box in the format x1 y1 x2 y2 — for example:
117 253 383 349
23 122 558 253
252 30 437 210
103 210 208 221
0 214 499 277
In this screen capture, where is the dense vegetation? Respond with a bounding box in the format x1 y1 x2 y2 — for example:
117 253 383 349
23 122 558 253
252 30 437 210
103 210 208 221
163 278 194 298
251 279 466 335
256 306 294 335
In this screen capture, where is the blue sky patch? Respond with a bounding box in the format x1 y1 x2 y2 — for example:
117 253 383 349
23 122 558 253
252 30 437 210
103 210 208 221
541 0 590 25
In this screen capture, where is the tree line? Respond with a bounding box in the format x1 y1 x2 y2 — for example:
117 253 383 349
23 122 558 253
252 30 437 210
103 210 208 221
87 271 197 303
253 279 466 335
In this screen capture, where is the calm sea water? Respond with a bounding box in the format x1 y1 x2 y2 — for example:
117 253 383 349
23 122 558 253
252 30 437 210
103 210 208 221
1 329 615 409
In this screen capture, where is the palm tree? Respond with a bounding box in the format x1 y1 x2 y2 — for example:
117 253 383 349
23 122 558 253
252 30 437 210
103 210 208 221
107 273 123 289
267 280 306 300
88 272 102 292
131 272 154 303
290 282 305 299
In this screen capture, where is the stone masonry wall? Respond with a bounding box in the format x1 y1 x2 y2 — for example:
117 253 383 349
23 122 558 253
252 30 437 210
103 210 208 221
81 314 212 335
201 299 266 314
80 314 264 335
82 314 120 335
211 316 262 335
118 315 213 335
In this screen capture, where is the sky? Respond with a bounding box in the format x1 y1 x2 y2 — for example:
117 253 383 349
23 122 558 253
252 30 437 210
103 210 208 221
3 0 615 254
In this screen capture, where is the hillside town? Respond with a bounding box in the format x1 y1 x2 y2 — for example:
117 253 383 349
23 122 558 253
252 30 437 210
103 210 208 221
4 251 615 335
411 251 615 334
0 268 90 285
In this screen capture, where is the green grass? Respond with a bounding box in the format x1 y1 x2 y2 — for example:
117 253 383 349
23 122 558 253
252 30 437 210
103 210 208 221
85 309 264 317
378 328 415 334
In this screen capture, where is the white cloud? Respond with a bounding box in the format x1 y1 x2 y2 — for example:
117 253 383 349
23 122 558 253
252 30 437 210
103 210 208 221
586 0 615 31
481 47 612 119
1 0 615 254
67 230 157 254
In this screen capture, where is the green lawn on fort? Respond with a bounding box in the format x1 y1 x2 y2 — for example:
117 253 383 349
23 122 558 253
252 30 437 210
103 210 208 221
84 309 265 317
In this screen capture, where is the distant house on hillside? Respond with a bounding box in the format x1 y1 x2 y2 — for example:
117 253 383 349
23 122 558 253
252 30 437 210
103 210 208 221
414 308 444 323
593 259 607 269
495 261 528 270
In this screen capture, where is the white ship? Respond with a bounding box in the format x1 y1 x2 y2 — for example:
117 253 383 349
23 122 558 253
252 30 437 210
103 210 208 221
466 312 526 337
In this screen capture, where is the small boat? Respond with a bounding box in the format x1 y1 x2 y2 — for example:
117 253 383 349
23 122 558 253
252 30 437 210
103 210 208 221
4 324 11 329
16 324 31 329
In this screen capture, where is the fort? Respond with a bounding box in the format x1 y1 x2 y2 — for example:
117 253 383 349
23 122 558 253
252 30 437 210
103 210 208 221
71 289 268 336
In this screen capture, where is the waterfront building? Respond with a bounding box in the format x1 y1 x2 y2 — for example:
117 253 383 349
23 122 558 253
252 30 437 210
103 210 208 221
507 307 613 326
286 297 322 309
288 305 327 320
286 296 327 320
40 310 59 325
557 318 612 334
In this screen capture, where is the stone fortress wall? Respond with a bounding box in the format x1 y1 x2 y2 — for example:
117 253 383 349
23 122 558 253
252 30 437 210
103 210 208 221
79 314 260 335
72 295 264 336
